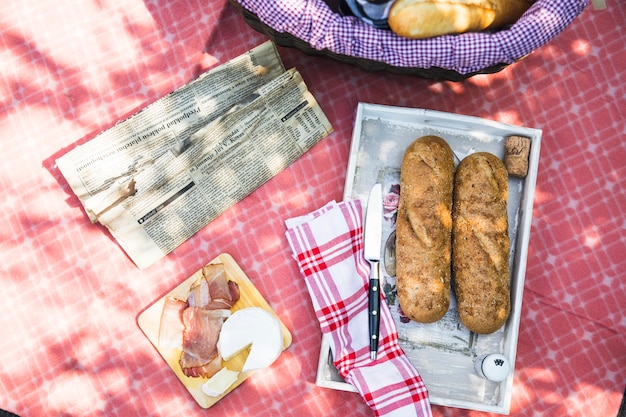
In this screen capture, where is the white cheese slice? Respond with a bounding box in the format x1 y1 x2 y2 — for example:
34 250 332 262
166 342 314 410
201 367 240 397
217 307 283 372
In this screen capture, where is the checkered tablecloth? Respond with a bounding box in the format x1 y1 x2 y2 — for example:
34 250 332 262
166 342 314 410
0 1 624 417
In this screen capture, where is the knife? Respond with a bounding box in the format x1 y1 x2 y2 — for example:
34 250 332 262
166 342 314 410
363 183 383 360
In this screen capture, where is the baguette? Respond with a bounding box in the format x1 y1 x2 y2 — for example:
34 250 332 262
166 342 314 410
388 0 535 39
396 136 454 323
452 152 510 334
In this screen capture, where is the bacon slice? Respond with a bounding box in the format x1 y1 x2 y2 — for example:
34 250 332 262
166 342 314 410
177 263 241 378
157 296 187 350
180 307 230 378
187 264 240 310
184 353 223 379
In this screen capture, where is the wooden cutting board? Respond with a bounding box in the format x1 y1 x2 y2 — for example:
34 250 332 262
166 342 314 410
137 253 293 408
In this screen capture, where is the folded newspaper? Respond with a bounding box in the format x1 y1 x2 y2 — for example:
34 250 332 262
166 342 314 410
57 41 333 269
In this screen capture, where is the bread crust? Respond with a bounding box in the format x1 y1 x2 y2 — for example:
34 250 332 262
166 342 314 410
396 136 454 323
452 152 510 334
388 0 535 39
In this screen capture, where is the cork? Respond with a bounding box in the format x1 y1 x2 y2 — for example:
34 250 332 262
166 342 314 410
504 136 531 177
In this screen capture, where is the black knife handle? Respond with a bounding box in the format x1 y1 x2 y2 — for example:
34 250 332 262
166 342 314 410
368 263 381 360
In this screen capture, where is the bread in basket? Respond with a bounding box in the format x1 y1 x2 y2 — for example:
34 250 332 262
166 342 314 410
229 0 588 81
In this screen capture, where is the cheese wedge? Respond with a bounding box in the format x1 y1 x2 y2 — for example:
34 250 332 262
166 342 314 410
201 367 240 397
217 307 283 372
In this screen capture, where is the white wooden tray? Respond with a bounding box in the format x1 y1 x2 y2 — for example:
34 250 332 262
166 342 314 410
316 103 541 414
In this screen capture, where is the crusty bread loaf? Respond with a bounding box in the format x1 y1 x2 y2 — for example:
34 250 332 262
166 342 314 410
396 136 454 323
452 152 510 334
388 0 535 39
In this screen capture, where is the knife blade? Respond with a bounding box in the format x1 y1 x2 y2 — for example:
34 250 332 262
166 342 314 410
363 183 383 360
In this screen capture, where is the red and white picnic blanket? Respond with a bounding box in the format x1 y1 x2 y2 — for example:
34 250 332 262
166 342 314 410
285 200 432 417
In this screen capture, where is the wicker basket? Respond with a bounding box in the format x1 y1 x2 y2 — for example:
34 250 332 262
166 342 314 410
229 0 587 81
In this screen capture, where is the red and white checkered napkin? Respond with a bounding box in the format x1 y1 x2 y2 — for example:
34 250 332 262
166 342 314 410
285 200 432 417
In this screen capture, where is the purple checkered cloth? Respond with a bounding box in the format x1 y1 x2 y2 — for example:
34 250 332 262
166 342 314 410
236 0 587 74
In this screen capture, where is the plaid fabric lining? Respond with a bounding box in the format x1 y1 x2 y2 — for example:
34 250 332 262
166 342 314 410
285 200 432 417
236 0 587 74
